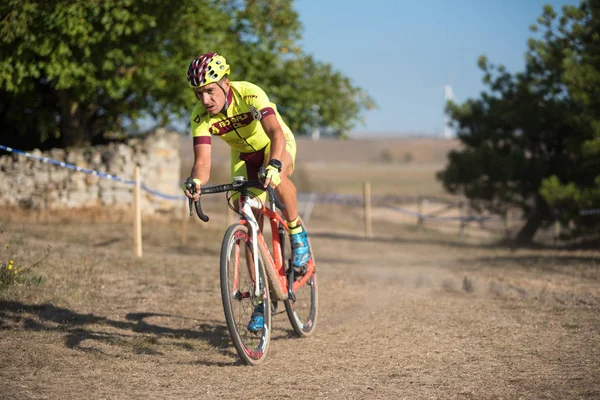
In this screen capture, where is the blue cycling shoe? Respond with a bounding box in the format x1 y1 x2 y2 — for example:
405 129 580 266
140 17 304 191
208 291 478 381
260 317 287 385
290 230 311 271
247 303 264 333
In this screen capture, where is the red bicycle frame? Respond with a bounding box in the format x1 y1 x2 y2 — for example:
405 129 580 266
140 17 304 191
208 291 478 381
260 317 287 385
237 192 315 301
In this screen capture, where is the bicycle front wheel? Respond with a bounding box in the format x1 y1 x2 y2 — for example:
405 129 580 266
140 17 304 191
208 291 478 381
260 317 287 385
283 231 318 337
220 223 271 366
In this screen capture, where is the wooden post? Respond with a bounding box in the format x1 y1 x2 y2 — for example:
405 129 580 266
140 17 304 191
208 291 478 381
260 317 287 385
227 205 235 227
363 181 373 238
459 200 465 240
553 220 561 243
504 209 512 239
133 166 142 258
180 200 188 246
417 196 424 229
302 193 317 225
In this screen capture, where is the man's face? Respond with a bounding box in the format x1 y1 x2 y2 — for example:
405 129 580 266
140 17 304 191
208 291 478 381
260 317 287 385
194 81 228 116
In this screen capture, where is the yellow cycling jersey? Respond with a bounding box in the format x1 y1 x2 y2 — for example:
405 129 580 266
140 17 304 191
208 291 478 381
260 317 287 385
191 81 293 153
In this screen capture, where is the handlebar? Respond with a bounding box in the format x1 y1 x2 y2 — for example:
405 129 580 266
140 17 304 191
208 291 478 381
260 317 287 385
185 170 286 222
185 177 209 222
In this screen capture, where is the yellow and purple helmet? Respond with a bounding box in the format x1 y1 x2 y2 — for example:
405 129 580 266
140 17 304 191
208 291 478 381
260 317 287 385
187 52 230 88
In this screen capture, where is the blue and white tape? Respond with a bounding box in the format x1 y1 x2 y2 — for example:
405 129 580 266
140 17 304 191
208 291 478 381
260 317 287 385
384 205 490 222
0 144 185 201
579 208 600 216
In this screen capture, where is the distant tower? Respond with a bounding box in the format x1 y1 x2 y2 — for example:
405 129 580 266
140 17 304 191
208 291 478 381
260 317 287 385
443 84 454 139
311 125 320 141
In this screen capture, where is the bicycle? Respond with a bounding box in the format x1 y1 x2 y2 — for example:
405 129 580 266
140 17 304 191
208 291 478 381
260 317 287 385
185 170 318 365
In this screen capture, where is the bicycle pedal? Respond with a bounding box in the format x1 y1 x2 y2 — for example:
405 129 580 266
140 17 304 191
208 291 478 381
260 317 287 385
293 265 308 276
270 301 286 315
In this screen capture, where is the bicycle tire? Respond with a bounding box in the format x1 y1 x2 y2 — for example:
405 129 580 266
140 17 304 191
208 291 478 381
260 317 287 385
283 229 318 337
220 223 271 365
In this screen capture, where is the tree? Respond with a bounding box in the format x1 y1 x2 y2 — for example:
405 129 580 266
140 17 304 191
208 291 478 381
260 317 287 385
0 0 227 148
264 54 374 136
537 0 600 236
0 0 374 149
438 0 600 243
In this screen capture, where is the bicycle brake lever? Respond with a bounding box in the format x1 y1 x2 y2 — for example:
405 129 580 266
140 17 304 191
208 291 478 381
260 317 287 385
266 186 286 211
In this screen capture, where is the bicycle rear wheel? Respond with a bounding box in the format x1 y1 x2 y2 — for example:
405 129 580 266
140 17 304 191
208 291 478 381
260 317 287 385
283 229 318 337
220 223 271 365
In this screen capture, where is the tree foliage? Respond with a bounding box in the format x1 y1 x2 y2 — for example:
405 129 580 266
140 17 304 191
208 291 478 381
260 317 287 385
0 0 374 149
438 0 600 243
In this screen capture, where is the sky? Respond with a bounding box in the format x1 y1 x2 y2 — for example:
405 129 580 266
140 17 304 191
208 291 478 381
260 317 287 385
293 0 581 137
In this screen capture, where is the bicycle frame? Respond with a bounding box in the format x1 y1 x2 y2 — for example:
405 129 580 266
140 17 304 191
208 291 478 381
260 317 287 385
237 191 315 302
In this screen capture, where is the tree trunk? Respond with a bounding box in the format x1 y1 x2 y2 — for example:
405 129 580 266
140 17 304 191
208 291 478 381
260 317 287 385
515 210 544 244
58 90 89 147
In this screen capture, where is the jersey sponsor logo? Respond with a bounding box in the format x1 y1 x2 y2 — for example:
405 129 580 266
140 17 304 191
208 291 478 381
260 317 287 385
250 105 261 121
261 107 275 118
194 111 209 124
210 112 253 135
244 95 258 100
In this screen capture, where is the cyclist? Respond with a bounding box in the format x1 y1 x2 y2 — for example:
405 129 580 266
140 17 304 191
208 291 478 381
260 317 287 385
183 52 311 333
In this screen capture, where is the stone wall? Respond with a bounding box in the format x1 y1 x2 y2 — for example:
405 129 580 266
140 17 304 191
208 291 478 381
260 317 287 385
0 129 181 215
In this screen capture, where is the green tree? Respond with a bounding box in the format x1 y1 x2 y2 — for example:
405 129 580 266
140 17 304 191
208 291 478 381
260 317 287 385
0 0 373 149
266 54 375 136
0 0 229 148
537 0 600 235
438 0 600 243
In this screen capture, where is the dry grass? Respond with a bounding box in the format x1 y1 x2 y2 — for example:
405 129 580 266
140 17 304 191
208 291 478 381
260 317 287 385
179 136 461 196
1 138 599 399
1 203 599 399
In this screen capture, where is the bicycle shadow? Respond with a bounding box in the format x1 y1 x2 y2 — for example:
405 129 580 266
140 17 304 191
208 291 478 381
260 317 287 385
0 300 241 365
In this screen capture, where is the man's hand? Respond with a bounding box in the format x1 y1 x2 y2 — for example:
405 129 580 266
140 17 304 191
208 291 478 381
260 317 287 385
263 165 281 188
182 178 202 200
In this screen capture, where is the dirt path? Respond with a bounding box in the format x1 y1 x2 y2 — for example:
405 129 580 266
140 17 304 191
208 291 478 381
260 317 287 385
1 207 599 399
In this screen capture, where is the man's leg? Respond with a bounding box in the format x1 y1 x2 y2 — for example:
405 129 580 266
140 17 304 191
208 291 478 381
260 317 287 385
272 149 311 270
231 149 269 332
274 149 298 222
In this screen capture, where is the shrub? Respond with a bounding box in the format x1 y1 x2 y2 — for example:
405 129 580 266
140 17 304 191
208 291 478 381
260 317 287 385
380 149 394 163
0 242 51 289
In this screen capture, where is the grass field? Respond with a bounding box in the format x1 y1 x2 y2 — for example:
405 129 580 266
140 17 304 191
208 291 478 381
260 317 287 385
179 136 461 197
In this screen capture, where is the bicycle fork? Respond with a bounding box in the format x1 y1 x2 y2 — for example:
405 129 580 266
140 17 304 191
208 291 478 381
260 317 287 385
240 196 263 299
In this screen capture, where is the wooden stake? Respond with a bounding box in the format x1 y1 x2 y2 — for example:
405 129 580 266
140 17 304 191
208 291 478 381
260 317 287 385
364 181 373 238
229 206 236 227
417 196 424 229
459 200 465 240
133 166 142 258
505 209 512 239
181 200 188 246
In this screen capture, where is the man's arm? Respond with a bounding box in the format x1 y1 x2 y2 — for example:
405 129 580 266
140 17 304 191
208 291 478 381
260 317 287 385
261 115 285 162
190 143 212 190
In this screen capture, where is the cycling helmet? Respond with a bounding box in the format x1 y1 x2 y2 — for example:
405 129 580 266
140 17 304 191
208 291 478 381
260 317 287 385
187 52 230 88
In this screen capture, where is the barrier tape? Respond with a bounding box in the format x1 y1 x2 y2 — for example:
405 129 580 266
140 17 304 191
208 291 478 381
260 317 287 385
383 204 490 222
579 208 600 216
0 144 185 201
2 144 597 219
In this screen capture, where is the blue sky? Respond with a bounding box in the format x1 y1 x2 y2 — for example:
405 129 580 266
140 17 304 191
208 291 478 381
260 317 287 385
293 0 581 137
